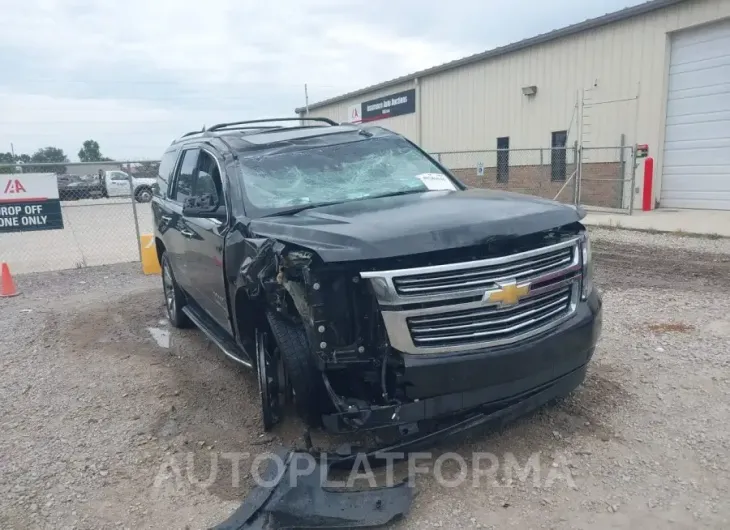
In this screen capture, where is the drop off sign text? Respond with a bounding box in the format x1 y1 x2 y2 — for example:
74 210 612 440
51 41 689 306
0 174 64 233
0 205 49 228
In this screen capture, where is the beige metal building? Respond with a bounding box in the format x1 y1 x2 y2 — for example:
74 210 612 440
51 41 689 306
296 0 730 211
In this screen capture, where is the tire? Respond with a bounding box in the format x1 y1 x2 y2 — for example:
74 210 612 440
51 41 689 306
135 187 153 203
265 311 325 427
256 328 281 431
161 252 191 328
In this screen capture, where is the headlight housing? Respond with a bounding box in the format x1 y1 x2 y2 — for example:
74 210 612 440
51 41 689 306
580 231 593 300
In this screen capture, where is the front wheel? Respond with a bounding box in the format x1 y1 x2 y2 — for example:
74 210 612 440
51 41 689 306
161 252 191 328
256 328 283 431
265 312 324 428
135 187 153 203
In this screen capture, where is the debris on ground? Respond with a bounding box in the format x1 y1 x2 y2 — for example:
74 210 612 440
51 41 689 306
213 448 413 529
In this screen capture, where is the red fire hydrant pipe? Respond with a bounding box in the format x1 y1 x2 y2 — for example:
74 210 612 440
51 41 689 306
642 157 654 211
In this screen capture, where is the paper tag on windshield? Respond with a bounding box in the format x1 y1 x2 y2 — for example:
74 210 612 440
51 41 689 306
416 173 457 191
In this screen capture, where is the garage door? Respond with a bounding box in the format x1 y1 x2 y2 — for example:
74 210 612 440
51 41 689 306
661 19 730 210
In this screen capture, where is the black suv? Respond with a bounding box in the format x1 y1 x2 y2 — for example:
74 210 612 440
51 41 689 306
152 118 602 448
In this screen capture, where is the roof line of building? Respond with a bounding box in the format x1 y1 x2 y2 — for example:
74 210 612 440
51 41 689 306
295 0 686 114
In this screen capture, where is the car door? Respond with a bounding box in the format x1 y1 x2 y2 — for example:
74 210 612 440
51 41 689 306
108 171 131 197
164 148 199 292
181 149 233 334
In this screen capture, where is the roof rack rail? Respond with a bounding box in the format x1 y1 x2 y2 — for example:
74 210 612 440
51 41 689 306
180 128 206 138
214 125 285 132
207 117 338 131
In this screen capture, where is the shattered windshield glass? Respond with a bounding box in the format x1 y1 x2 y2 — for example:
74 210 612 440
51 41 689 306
238 136 456 210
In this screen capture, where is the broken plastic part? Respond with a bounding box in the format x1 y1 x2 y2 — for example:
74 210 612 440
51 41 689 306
281 280 312 324
284 249 314 266
212 448 413 529
237 239 282 298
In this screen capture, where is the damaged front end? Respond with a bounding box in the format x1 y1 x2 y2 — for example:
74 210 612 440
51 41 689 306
234 226 597 460
235 236 404 434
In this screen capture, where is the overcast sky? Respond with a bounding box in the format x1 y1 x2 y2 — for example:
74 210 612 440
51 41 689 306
0 0 644 161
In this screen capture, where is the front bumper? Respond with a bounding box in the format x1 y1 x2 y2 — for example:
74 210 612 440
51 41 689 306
322 290 601 434
327 361 589 468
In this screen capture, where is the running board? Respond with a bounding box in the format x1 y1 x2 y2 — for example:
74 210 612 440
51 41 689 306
182 305 253 369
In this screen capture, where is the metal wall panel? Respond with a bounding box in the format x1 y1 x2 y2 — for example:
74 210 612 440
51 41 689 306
307 0 730 207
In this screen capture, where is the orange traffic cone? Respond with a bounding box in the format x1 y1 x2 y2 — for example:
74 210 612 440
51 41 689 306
1 262 19 297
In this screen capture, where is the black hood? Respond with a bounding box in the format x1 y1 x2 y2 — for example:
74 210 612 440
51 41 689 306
248 189 583 262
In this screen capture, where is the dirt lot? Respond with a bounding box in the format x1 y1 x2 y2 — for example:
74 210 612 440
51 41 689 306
1 228 729 529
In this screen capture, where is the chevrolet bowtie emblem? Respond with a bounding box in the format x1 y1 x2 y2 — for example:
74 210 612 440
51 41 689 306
483 280 531 306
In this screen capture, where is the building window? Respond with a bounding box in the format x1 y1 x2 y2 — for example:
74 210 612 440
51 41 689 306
496 137 509 183
551 131 568 181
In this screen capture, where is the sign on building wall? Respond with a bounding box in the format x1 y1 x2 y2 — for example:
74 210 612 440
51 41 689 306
360 88 416 122
0 173 64 233
347 104 362 123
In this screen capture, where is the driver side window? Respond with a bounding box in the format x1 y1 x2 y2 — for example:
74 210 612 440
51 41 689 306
171 149 198 204
192 150 224 207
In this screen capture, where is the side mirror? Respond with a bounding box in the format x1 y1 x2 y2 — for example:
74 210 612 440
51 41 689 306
182 194 226 220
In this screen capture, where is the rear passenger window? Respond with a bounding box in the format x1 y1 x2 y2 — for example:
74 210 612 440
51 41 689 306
172 149 199 203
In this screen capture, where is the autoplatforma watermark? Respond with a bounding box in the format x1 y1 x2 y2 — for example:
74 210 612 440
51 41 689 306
152 450 576 492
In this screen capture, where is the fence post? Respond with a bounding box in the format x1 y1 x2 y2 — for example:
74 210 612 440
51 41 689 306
619 134 626 210
629 146 638 215
128 172 143 265
573 142 580 205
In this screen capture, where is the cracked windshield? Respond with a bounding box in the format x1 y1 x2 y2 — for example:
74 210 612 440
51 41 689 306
239 136 455 209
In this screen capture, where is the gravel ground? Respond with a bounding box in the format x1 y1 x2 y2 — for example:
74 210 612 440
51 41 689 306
1 228 729 529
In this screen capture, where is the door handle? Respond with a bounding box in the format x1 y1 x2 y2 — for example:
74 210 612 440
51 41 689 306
180 229 194 238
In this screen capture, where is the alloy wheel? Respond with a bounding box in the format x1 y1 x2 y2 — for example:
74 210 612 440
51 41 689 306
163 262 175 317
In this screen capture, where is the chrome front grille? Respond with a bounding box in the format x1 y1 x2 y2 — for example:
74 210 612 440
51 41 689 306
361 237 582 354
393 245 573 297
408 286 573 348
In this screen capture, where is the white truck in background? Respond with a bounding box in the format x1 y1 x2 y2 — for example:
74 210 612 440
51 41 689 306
97 170 156 203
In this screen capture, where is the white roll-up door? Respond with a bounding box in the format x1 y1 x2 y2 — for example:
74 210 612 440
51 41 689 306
661 20 730 210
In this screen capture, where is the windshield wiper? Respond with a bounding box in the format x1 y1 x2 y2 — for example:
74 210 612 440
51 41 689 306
361 189 427 201
262 190 426 218
262 200 347 217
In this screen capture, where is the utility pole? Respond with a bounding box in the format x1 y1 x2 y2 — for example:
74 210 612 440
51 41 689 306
304 84 309 115
10 143 19 173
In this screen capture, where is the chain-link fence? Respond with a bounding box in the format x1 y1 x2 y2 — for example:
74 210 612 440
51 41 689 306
432 145 636 213
433 147 579 205
577 146 636 213
0 160 159 274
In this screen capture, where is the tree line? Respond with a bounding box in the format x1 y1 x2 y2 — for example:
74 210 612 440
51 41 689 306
0 140 112 174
